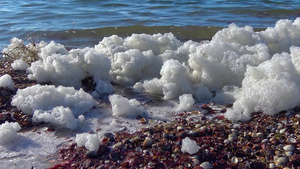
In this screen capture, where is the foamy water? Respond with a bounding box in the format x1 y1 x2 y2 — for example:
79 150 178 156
1 0 300 168
1 17 300 168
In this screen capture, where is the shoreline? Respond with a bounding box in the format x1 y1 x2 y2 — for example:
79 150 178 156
1 60 300 168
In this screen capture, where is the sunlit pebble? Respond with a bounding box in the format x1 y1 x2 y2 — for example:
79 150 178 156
177 126 185 131
224 139 231 144
275 156 288 165
261 139 269 143
283 145 294 151
269 163 276 169
256 132 265 139
195 124 202 128
287 137 297 143
285 151 293 156
280 128 287 134
277 123 284 129
231 156 238 164
143 137 153 147
112 142 123 150
192 156 201 166
199 161 213 169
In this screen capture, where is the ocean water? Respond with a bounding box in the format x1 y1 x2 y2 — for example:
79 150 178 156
0 0 299 49
1 1 300 169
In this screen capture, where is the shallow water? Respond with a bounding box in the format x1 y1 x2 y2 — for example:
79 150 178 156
1 0 299 48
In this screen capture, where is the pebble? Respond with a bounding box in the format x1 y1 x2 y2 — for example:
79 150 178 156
275 156 288 165
228 133 238 141
256 132 265 139
287 137 297 143
192 158 200 166
112 142 123 150
279 128 287 134
269 163 276 169
231 156 238 164
143 137 153 147
224 139 231 144
283 145 294 151
199 161 213 169
285 151 293 156
261 139 269 143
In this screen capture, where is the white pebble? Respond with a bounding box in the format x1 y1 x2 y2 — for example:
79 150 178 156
283 145 294 151
200 161 213 169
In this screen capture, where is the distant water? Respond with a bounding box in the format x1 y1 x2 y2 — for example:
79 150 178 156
0 0 299 49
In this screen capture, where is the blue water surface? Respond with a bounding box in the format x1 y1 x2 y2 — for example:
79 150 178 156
0 0 299 48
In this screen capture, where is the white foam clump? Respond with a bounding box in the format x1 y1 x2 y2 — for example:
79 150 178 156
4 18 300 121
27 41 112 91
0 121 21 145
11 59 29 70
175 94 195 112
33 106 85 130
11 84 96 116
109 94 148 118
225 48 300 121
181 137 200 155
75 133 99 152
0 74 15 90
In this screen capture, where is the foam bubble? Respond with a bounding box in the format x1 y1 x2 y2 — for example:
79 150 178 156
0 74 15 90
11 84 96 117
109 94 148 118
0 121 21 145
11 59 29 70
181 137 200 155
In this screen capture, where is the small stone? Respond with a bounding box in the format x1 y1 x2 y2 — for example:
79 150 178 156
287 137 297 143
177 126 185 131
231 156 238 164
269 163 276 169
192 158 200 166
200 161 213 169
280 128 287 134
276 156 288 165
256 132 265 139
224 139 231 144
283 145 294 151
261 139 269 143
143 137 153 147
112 142 123 149
228 133 238 141
285 151 293 156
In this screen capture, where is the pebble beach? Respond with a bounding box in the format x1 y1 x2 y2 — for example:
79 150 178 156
1 60 300 169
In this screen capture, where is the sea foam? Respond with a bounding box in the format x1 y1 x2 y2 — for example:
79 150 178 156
3 18 300 123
